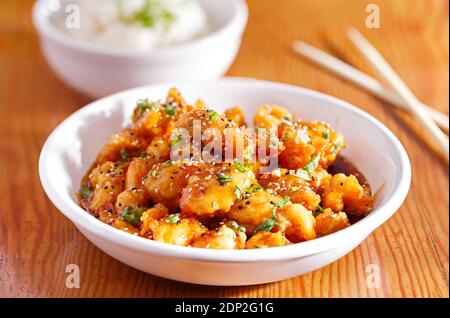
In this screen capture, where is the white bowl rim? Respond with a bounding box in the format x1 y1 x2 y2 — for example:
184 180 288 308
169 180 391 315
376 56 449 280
32 0 249 58
38 77 411 263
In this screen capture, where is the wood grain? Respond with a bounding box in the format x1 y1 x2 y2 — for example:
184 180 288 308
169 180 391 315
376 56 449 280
0 0 448 298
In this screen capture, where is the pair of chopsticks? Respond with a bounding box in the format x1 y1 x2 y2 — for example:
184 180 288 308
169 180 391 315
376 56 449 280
292 27 449 162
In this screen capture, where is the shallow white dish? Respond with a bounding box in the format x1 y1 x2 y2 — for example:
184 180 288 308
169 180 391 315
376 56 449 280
32 0 248 98
39 78 411 286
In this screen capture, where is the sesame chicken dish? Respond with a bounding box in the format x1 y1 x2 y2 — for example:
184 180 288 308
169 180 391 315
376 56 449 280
78 88 374 249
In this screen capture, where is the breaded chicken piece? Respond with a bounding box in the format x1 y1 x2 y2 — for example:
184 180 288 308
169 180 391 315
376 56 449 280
322 173 373 216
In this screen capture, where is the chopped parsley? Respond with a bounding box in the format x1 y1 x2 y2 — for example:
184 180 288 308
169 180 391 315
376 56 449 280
165 213 180 224
254 219 276 234
217 175 232 186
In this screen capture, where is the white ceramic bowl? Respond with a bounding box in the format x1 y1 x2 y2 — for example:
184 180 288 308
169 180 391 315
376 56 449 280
32 0 248 98
39 78 411 286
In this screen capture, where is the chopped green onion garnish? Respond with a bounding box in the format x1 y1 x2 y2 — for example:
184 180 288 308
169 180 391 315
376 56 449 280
122 206 143 225
313 205 324 217
303 154 320 176
254 219 276 234
230 220 239 229
166 103 176 116
322 129 330 140
120 148 129 162
281 133 290 142
247 184 264 194
217 175 232 186
207 111 219 122
235 160 252 173
165 213 180 224
162 160 173 167
171 134 183 147
131 0 174 28
79 184 91 199
331 143 343 155
234 185 242 199
276 195 290 208
134 99 155 118
289 169 311 180
230 220 246 232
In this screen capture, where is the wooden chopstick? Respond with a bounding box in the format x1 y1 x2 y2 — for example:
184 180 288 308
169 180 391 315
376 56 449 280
291 40 449 131
346 27 449 162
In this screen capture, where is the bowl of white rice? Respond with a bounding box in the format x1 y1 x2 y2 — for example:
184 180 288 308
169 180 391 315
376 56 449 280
33 0 248 98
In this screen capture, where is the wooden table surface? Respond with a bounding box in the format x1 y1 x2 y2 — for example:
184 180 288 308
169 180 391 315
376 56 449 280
0 0 448 298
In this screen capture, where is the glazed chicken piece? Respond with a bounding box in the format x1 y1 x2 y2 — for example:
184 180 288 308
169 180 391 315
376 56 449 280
276 203 317 242
87 161 125 217
95 128 148 164
321 173 373 216
253 104 294 130
96 88 193 165
144 137 170 167
139 203 169 237
176 109 237 141
172 108 239 162
115 157 153 215
224 106 247 127
278 120 345 171
229 190 316 243
144 216 207 246
227 188 279 235
180 163 256 216
257 168 321 211
246 231 290 249
192 224 246 249
143 160 198 211
315 208 350 236
132 88 195 138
